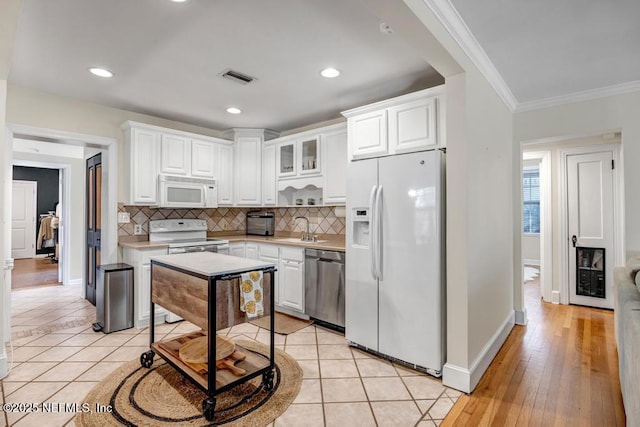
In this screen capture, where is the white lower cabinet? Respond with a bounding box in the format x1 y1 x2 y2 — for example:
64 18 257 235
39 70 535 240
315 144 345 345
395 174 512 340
245 242 259 260
231 242 305 316
278 248 305 313
122 247 168 328
229 242 246 258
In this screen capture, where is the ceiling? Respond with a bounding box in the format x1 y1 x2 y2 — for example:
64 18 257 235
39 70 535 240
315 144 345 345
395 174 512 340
447 0 640 109
8 0 443 132
10 1 639 131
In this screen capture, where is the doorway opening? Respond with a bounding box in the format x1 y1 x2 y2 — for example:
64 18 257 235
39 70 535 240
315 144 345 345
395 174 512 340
11 165 62 290
520 132 624 313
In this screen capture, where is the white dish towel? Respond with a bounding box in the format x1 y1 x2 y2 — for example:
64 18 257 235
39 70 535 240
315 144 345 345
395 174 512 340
239 271 264 319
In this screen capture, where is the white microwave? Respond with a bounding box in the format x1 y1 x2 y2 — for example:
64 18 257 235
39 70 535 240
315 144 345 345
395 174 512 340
158 174 218 208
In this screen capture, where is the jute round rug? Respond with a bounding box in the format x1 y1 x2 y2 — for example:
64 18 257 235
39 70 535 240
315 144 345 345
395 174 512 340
76 340 302 426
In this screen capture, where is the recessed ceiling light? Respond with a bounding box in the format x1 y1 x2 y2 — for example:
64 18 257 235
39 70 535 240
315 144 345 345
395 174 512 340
89 67 113 78
226 107 242 114
320 68 340 78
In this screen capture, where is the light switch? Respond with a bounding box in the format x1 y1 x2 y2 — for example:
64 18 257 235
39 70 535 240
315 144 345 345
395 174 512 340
118 212 130 223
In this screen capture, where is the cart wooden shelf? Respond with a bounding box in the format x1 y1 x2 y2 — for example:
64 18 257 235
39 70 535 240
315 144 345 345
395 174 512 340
140 252 276 421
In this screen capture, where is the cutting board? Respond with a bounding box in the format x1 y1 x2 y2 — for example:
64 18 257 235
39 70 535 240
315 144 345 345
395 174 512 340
179 334 235 364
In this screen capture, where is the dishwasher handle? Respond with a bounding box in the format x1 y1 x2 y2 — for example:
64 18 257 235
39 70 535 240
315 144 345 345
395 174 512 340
305 248 345 263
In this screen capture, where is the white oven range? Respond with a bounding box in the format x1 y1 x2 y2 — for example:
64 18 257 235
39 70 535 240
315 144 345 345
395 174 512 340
149 218 229 321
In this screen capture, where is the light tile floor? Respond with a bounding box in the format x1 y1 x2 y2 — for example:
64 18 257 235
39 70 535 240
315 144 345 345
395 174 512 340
1 285 460 426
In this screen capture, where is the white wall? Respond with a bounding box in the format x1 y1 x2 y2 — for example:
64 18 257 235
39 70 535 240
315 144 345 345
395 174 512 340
1 79 10 378
7 84 227 202
12 151 85 284
369 0 516 392
515 92 640 257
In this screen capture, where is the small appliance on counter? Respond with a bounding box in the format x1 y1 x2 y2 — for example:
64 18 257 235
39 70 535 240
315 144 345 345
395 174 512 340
246 211 275 236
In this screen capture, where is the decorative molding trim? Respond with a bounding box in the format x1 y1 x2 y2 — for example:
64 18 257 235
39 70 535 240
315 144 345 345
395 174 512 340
421 1 640 113
8 124 116 147
422 0 517 111
443 310 515 393
516 80 640 113
66 279 83 286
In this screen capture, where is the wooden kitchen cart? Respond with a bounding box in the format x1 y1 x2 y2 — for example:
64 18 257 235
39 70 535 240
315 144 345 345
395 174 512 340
139 252 276 421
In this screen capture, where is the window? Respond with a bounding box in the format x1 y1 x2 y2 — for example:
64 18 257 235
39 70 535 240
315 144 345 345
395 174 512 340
523 168 540 233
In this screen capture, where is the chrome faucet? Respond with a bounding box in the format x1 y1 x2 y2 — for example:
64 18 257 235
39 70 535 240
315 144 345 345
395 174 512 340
294 216 313 241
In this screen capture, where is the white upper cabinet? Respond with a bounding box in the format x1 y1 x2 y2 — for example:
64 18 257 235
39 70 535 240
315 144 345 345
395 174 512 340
263 144 277 205
235 135 262 205
123 125 160 205
160 133 191 175
388 97 437 154
217 143 234 205
277 135 321 179
277 140 297 178
343 85 444 161
348 110 388 160
323 128 347 205
191 139 217 179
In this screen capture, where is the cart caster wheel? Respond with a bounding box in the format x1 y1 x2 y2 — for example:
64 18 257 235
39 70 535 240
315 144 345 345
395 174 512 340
140 351 154 368
202 398 216 421
262 369 275 391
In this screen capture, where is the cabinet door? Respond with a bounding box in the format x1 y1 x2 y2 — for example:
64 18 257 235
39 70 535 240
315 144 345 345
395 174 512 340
140 264 167 323
298 136 321 175
245 242 258 260
160 133 191 175
235 136 262 205
388 97 437 154
323 129 347 204
348 109 388 160
262 144 277 205
217 144 234 205
229 242 245 258
279 247 305 312
277 141 297 178
279 259 304 312
129 128 159 205
191 139 216 178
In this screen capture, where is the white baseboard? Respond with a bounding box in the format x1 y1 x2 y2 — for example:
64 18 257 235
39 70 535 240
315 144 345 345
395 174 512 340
66 279 82 286
443 310 515 393
551 290 561 304
524 259 540 267
515 308 528 326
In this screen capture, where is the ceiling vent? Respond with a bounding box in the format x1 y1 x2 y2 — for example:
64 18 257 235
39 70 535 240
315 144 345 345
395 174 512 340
221 69 255 85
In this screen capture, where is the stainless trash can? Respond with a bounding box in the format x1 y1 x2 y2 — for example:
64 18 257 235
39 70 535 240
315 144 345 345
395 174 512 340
93 263 134 333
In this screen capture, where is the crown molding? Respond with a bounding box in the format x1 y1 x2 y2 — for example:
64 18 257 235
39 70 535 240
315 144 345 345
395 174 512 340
422 0 518 111
515 80 640 113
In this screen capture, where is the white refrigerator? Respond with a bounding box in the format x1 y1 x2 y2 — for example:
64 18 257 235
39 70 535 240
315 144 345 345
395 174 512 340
345 150 445 376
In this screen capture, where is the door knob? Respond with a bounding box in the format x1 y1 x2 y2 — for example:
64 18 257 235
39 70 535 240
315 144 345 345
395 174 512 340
572 235 577 248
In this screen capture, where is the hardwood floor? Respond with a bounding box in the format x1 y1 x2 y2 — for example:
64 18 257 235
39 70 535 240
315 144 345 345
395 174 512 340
443 274 626 426
11 257 60 290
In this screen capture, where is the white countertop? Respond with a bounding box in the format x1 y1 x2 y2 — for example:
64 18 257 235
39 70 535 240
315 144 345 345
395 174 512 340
150 252 275 277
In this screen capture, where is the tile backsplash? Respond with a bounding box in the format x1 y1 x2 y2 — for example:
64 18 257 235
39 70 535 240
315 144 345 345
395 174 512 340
117 204 346 238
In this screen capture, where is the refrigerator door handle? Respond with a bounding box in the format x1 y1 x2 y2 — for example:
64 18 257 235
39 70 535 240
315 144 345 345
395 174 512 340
375 185 383 280
369 185 378 280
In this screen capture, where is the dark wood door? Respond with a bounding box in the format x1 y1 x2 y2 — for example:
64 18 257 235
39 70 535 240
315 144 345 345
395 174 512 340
86 153 102 305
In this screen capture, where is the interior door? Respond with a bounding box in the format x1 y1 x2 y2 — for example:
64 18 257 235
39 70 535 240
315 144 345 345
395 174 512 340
11 180 37 259
86 154 102 305
567 151 614 309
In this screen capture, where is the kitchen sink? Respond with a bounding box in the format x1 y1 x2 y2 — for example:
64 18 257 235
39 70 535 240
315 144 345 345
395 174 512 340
276 237 327 244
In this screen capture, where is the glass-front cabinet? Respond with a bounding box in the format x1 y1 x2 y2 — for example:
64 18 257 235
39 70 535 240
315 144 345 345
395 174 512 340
277 135 321 178
278 142 296 178
299 137 320 175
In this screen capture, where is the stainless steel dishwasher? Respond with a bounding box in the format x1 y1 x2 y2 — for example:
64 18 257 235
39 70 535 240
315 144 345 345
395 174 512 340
305 248 345 330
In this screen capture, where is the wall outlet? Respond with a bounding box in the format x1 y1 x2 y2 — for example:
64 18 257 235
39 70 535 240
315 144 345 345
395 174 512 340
117 212 130 223
134 224 143 235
